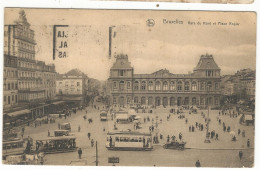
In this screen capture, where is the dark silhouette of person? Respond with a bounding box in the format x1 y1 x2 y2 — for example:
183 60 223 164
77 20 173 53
195 160 201 167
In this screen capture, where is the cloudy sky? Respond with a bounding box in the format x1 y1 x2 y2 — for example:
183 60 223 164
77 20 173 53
5 8 256 80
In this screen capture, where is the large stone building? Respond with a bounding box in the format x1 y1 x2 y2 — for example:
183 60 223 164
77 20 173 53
3 10 56 123
4 9 56 105
56 69 88 105
108 54 221 108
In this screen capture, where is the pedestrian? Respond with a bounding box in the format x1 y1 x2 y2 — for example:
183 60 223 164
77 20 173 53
192 126 195 132
185 118 188 124
238 129 241 136
167 135 170 142
172 135 176 141
48 130 50 137
247 139 250 148
239 151 243 160
78 126 81 132
195 160 201 167
88 132 91 140
179 133 182 141
215 133 219 140
78 148 82 159
91 139 94 147
242 130 245 137
189 126 191 132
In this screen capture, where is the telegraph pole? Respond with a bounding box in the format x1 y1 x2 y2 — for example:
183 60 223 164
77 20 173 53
95 141 98 166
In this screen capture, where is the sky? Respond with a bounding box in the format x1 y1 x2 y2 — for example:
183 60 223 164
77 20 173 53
4 8 256 80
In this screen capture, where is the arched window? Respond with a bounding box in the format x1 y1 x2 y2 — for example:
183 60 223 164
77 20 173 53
207 82 212 91
155 81 161 91
170 81 175 91
148 81 153 91
127 82 131 89
191 81 197 91
215 82 219 90
163 81 168 91
134 81 139 90
119 81 124 90
141 81 146 90
177 81 182 91
200 82 205 91
113 82 117 89
184 81 190 91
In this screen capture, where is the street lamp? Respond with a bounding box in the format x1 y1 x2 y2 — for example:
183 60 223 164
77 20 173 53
204 83 211 143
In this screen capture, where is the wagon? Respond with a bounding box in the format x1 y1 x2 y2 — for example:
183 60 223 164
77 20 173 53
163 141 186 150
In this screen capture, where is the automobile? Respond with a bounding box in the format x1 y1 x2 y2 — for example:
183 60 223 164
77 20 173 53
60 123 71 131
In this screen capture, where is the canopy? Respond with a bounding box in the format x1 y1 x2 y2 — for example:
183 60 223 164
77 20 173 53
7 109 31 117
52 101 65 105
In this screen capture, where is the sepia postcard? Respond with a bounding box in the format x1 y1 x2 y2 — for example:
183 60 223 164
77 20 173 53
3 8 256 167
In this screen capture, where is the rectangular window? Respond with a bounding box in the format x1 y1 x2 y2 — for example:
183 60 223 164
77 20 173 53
8 96 10 104
120 70 124 76
77 82 80 86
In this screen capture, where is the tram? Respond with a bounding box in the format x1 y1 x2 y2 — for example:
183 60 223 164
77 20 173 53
106 131 153 151
35 136 77 154
3 138 25 159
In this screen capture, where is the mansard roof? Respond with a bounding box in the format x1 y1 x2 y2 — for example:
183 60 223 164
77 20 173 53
111 54 133 69
194 54 220 71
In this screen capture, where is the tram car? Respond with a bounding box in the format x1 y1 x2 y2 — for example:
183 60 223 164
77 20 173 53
35 136 77 154
3 138 26 159
106 131 153 151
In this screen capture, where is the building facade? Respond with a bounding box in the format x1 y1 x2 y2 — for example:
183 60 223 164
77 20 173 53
108 54 221 108
4 9 56 105
3 55 19 110
56 69 88 105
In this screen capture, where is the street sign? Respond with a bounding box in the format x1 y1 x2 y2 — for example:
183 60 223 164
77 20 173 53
108 157 119 164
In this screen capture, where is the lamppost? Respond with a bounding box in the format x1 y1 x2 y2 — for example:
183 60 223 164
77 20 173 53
204 83 211 143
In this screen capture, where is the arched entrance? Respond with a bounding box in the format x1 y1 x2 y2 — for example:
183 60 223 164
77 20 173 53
155 97 161 106
163 97 168 107
170 97 175 106
184 97 189 105
119 96 124 107
148 97 153 105
192 97 197 105
141 97 146 105
177 97 182 106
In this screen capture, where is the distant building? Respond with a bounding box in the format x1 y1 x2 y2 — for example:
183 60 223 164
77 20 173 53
56 69 88 105
221 69 255 102
108 54 221 108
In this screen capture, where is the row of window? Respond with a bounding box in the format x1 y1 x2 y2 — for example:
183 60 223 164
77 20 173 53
18 70 56 80
4 69 18 78
19 92 45 101
113 96 220 105
15 25 34 39
3 95 18 105
113 81 219 91
18 80 56 89
3 82 18 91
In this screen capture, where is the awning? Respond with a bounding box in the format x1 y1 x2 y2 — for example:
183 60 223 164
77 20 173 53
52 101 65 105
8 109 31 117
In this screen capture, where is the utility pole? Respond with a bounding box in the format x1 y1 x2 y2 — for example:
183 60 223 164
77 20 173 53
96 141 98 166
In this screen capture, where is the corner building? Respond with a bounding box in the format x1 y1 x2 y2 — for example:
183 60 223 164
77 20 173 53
108 54 221 108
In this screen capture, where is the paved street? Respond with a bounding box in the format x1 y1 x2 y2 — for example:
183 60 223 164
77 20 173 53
22 102 254 167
